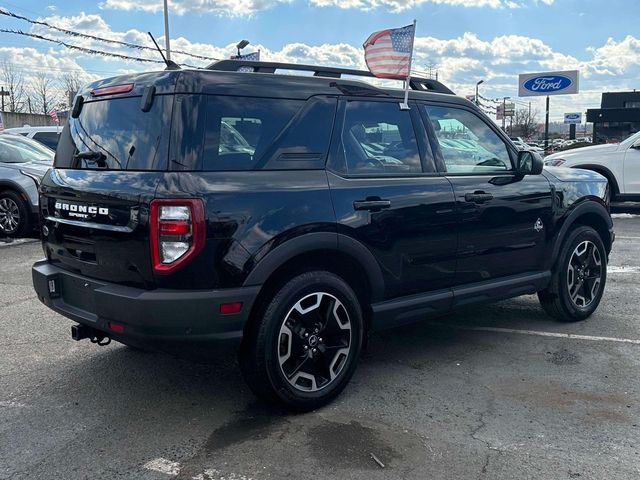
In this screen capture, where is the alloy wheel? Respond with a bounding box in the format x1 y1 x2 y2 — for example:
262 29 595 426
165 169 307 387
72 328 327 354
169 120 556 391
277 292 352 393
0 197 20 234
567 240 602 308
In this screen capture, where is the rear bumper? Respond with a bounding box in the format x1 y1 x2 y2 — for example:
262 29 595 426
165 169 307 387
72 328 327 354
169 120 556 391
32 260 259 342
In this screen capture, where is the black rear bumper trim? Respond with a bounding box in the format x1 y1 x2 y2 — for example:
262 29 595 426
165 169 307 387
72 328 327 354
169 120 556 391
32 260 259 342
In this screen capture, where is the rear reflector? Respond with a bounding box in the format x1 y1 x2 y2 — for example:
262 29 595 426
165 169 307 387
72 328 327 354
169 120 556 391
90 83 134 97
159 220 190 236
220 302 243 315
108 322 125 333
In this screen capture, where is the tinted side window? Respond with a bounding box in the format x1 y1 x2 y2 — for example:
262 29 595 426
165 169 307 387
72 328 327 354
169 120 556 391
424 105 513 174
334 101 421 175
33 132 60 149
202 96 303 171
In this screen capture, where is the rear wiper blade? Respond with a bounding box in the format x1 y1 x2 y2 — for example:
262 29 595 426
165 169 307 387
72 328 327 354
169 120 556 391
73 150 107 168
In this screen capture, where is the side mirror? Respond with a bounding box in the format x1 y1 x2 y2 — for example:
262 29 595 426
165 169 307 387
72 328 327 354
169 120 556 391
632 141 640 150
516 150 543 176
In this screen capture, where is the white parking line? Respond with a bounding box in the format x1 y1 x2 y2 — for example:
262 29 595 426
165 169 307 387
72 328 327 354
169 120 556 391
426 323 640 345
608 265 640 273
616 236 640 240
143 458 181 476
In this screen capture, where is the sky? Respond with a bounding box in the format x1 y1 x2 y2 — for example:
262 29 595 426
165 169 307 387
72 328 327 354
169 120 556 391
0 0 639 122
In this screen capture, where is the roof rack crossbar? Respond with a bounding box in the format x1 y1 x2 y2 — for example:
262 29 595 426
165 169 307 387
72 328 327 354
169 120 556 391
207 60 455 95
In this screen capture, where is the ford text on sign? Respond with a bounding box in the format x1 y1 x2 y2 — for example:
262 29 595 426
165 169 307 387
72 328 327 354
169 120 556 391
564 112 582 125
518 70 579 97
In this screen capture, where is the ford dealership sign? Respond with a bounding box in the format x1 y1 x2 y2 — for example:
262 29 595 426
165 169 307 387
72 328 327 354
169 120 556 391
518 70 579 97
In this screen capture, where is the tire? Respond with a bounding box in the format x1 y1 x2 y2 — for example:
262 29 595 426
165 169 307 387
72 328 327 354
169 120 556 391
240 271 363 411
0 190 31 238
538 226 607 322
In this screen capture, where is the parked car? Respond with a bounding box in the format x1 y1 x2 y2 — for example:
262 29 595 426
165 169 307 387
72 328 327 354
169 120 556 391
3 125 61 150
32 61 614 410
0 134 53 236
545 130 640 201
510 137 544 155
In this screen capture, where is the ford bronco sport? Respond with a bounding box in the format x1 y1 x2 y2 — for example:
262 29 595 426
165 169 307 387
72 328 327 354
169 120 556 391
32 60 614 410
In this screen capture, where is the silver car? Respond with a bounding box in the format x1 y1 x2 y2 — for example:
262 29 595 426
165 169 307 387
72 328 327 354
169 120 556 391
0 134 54 237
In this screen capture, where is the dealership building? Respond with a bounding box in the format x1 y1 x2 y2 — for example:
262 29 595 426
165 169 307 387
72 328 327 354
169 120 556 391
587 91 640 143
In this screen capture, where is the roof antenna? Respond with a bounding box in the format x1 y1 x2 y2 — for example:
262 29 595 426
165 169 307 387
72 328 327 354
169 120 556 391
148 32 180 70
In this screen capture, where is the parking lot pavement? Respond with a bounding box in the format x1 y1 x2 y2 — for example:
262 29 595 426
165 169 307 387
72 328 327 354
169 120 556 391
1 218 640 480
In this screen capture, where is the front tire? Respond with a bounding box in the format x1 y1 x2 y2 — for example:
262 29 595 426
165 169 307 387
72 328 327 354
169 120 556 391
538 226 607 322
240 271 363 411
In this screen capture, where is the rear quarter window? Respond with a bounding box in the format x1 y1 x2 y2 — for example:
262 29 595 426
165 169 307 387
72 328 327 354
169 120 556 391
171 95 336 171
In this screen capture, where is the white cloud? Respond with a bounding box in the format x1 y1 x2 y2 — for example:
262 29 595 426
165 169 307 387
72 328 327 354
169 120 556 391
100 0 292 16
100 0 553 15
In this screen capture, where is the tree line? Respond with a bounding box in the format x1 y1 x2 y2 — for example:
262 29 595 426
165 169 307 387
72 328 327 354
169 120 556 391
1 60 86 115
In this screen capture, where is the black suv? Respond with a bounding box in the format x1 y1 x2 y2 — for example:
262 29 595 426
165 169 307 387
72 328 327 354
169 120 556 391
32 61 614 410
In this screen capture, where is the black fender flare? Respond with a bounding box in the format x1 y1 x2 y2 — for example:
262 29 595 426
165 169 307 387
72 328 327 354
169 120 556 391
549 200 613 267
572 164 620 196
243 232 385 302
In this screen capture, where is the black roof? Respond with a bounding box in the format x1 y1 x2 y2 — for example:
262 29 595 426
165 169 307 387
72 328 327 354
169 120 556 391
81 60 472 107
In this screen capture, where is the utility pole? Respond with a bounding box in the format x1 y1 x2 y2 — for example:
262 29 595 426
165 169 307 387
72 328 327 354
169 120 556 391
163 0 171 61
544 95 550 153
475 79 484 106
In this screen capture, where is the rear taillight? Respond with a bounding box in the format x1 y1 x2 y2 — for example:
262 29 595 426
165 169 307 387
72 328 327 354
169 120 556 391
150 199 205 275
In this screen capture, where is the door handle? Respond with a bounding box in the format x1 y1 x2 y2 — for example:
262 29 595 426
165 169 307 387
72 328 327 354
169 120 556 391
464 191 494 204
353 198 391 211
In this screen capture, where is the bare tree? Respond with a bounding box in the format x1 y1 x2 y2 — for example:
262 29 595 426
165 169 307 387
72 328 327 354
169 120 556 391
61 73 83 109
0 60 25 112
512 106 540 140
30 72 60 115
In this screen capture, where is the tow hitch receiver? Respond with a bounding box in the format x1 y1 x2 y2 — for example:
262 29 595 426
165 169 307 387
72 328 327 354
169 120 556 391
71 324 111 346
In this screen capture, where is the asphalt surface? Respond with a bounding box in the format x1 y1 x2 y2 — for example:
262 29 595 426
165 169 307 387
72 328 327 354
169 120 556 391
1 216 640 480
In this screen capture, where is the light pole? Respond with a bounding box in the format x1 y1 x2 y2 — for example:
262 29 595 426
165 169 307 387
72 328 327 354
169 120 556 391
236 40 250 58
475 80 484 106
502 96 510 131
163 0 171 61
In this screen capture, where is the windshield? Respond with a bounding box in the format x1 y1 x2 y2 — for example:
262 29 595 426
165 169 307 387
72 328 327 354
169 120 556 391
0 136 55 163
65 95 173 170
621 130 640 146
0 134 55 160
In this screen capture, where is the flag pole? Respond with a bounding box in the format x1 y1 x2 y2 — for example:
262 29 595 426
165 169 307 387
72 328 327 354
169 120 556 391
400 19 417 111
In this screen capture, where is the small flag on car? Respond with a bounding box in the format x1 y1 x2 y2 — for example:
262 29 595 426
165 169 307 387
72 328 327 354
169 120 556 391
363 21 417 109
48 109 59 125
363 23 416 80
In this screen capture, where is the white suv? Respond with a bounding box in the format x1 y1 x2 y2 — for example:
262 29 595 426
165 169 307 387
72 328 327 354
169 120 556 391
545 131 640 201
3 126 61 150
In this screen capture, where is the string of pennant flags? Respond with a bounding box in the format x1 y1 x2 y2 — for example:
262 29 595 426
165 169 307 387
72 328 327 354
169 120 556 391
0 8 219 62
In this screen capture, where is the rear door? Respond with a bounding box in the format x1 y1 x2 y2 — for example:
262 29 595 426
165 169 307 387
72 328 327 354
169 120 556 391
419 102 553 286
327 98 458 300
40 79 175 288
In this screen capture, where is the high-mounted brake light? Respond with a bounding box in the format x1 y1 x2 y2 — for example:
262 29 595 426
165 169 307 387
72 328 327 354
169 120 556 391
90 83 134 97
150 199 206 275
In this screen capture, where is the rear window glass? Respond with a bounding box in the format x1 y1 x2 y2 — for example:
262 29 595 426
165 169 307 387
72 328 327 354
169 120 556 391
32 132 60 150
60 95 173 170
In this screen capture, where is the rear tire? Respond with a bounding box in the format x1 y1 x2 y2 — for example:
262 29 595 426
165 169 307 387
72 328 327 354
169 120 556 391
538 226 607 322
0 190 31 238
240 271 363 411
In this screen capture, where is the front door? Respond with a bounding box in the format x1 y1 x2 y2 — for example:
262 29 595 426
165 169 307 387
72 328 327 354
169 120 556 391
623 136 640 195
420 103 554 286
327 98 458 300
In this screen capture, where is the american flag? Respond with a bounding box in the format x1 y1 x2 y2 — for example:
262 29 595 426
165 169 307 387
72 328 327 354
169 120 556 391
48 109 59 125
363 24 415 79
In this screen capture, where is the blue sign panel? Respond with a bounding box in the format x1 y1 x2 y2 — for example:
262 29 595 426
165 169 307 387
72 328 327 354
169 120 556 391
519 70 579 97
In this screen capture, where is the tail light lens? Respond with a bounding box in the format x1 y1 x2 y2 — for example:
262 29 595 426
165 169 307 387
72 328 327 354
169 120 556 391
150 199 205 275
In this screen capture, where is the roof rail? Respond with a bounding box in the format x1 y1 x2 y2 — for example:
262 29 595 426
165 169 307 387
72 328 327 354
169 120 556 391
207 60 455 95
